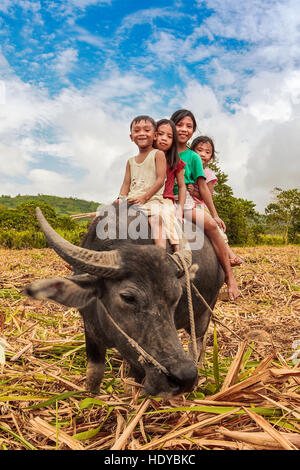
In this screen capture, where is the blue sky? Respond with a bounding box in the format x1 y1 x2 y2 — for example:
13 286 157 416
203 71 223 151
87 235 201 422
0 0 300 211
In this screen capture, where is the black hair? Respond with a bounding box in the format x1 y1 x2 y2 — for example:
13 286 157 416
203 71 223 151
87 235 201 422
130 115 156 131
190 136 216 161
170 109 197 132
155 119 179 169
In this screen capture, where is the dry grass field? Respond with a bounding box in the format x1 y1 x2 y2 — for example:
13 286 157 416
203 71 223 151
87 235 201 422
0 245 299 450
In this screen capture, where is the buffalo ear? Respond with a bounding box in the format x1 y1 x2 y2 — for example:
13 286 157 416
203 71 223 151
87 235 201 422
24 275 100 309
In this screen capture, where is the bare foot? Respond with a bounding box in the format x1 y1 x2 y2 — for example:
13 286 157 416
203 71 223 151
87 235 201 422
229 256 243 267
226 276 240 301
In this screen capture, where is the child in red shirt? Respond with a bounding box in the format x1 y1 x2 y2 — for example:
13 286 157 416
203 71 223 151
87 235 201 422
154 119 187 253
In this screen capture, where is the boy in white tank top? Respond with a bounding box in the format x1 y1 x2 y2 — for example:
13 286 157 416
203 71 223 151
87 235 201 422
118 115 181 250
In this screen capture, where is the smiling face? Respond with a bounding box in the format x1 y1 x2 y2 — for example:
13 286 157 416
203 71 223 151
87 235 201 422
174 115 195 146
130 119 155 149
154 123 173 152
193 141 213 167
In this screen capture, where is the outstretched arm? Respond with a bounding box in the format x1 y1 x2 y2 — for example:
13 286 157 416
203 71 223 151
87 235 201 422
118 160 131 199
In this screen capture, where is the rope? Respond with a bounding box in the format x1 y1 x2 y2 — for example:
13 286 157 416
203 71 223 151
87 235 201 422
191 283 264 357
174 252 198 364
170 253 263 357
98 297 170 376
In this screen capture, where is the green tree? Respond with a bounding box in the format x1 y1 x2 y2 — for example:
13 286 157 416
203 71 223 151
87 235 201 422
207 161 262 245
0 201 57 231
265 188 300 243
16 201 57 230
0 209 30 230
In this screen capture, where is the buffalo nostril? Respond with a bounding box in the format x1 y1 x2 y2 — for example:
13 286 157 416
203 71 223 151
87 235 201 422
23 286 35 298
168 361 198 393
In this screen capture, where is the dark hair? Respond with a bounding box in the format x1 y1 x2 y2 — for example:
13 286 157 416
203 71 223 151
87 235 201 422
191 136 216 161
170 109 197 132
155 119 179 169
130 115 156 131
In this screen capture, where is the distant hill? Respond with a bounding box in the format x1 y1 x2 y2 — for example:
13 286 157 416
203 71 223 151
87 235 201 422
0 194 101 217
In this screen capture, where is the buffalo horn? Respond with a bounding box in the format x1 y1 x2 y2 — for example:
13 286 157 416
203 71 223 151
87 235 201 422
35 207 121 277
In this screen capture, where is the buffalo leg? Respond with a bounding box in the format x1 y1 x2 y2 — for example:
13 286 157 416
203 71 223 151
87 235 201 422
128 361 145 384
80 305 106 393
85 329 106 393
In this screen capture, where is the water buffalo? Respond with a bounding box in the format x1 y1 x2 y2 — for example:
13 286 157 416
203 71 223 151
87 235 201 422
24 204 224 397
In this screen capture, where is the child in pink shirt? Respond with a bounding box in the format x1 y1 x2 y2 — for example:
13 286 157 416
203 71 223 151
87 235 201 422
189 136 243 267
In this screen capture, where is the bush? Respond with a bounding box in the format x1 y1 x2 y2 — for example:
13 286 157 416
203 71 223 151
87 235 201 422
0 228 87 249
256 234 285 246
0 209 30 231
0 230 47 249
0 201 57 231
54 216 78 231
0 200 88 248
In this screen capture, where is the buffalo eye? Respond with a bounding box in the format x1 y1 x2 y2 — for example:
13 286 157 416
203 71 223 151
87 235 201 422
120 293 136 304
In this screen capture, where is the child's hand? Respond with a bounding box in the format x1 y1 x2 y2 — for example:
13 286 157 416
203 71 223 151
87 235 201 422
187 184 194 194
128 195 148 205
213 216 226 232
175 205 184 220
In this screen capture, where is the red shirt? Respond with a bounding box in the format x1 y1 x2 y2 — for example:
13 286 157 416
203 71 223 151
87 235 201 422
163 159 186 202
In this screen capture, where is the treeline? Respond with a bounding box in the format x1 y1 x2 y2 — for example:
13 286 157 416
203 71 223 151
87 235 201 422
0 201 89 249
210 164 299 245
0 194 100 217
0 182 299 249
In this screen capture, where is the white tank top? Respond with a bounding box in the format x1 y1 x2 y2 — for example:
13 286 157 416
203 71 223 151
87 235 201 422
127 149 165 201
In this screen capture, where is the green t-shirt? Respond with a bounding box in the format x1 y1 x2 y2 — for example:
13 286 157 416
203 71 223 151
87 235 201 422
173 148 206 195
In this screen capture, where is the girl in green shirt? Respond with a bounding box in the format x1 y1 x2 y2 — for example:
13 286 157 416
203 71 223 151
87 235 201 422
170 109 240 301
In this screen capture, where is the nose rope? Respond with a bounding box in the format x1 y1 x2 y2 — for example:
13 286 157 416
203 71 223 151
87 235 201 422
98 298 170 376
171 252 198 363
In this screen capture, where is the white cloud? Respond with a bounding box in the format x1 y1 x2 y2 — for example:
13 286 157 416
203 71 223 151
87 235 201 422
0 0 14 13
47 0 112 21
195 0 300 61
67 0 111 7
69 25 106 48
117 8 179 33
0 143 28 176
161 0 300 109
147 32 185 64
52 47 78 81
28 169 74 196
0 61 158 203
0 78 52 138
196 0 300 42
245 119 300 192
235 70 300 122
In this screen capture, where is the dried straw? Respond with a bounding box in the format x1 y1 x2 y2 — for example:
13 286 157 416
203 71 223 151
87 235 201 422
0 245 299 450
